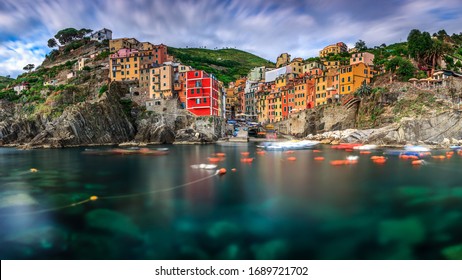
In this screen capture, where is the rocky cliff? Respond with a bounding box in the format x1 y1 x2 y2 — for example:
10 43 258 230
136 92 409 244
0 82 225 148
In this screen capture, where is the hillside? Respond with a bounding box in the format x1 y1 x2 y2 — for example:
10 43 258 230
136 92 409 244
168 47 275 84
0 76 14 90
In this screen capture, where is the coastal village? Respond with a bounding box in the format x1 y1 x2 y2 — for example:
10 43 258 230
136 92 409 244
106 32 375 123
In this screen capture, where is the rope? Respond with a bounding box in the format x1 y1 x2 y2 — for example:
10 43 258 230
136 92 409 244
0 170 220 217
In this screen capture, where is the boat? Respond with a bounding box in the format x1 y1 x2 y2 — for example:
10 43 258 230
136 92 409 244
191 164 217 170
353 144 377 150
259 140 319 150
331 143 362 150
404 145 430 152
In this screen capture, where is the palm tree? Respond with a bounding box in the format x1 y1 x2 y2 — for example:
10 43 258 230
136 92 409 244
425 39 452 75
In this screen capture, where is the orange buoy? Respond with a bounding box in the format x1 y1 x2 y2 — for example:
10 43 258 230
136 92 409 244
371 156 385 160
90 196 98 201
330 160 347 166
287 156 297 161
240 152 250 157
373 158 387 164
218 168 227 175
256 151 266 155
231 168 237 172
284 150 295 154
447 154 453 159
447 151 454 156
208 157 221 163
432 155 446 160
399 155 409 160
345 149 354 152
360 151 371 155
408 155 419 160
411 160 423 166
313 150 322 153
240 158 254 163
215 152 226 157
314 157 325 161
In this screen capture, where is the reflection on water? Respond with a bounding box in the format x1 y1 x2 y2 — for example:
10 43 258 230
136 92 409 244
0 145 462 259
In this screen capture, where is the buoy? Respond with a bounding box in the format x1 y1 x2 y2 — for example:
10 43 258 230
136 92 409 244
215 153 226 157
287 156 297 161
345 149 354 152
432 155 445 160
208 157 221 163
30 168 38 173
313 150 322 153
90 196 98 201
360 151 371 154
218 168 227 175
371 156 385 160
373 158 387 164
411 160 423 166
231 168 237 172
284 150 295 154
447 151 454 156
240 152 250 157
330 160 347 166
399 155 409 160
256 151 266 155
408 155 419 160
314 157 325 161
240 158 254 163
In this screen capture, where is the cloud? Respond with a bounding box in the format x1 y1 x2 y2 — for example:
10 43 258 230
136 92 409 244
0 0 461 78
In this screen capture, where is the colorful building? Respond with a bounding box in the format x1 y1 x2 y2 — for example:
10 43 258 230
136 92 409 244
350 52 375 66
303 61 326 73
149 64 174 99
319 42 348 57
109 38 141 52
109 48 140 81
339 62 372 96
185 70 220 116
289 58 304 75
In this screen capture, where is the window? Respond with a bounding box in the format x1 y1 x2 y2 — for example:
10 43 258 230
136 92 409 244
163 83 166 86
341 78 344 83
195 72 199 77
135 70 138 74
348 86 350 91
121 71 124 75
203 98 207 103
112 71 116 78
190 89 194 94
342 86 344 92
196 89 200 93
134 64 137 67
163 75 166 78
134 57 137 61
196 99 200 104
348 77 351 82
364 70 368 75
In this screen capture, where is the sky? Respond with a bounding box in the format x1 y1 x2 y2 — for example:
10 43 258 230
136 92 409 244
1 0 462 78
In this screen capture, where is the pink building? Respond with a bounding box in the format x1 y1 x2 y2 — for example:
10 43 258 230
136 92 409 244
350 52 375 66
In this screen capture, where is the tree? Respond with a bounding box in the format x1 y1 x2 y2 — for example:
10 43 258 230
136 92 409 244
23 64 35 73
354 82 372 97
355 39 367 51
47 38 58 48
425 39 452 74
77 28 93 39
54 28 80 45
385 57 415 82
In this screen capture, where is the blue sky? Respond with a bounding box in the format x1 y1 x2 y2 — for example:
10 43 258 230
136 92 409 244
1 0 461 78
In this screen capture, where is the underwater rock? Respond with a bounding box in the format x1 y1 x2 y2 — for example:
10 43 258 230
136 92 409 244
85 209 142 241
379 217 425 245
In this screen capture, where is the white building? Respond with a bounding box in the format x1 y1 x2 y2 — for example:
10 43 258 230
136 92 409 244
264 66 292 83
90 28 112 42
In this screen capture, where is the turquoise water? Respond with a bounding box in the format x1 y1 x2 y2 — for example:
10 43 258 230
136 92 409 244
0 145 461 260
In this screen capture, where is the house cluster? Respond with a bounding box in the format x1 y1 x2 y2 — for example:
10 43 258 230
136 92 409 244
108 37 227 117
226 42 377 124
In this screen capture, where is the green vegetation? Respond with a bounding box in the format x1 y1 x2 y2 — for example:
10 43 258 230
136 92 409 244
99 84 108 96
168 47 275 85
385 57 416 81
52 27 93 46
0 75 14 90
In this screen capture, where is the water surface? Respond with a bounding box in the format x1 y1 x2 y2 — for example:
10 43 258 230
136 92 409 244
0 145 461 259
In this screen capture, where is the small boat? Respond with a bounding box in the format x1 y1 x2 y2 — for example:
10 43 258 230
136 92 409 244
191 164 217 170
259 140 319 150
404 145 430 152
82 148 169 156
332 143 362 150
353 144 377 150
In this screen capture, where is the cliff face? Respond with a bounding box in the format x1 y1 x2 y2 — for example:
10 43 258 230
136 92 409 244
27 93 136 148
274 104 358 138
0 82 225 148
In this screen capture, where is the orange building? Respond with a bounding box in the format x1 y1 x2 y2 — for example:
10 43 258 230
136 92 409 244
109 48 140 81
339 62 373 96
319 42 348 57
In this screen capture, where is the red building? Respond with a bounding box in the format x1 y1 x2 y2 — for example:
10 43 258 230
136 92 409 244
185 70 220 116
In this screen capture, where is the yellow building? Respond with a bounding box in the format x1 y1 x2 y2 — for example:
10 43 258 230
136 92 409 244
149 64 174 99
275 76 287 90
339 62 372 96
289 58 304 75
109 38 141 52
319 42 348 57
323 60 342 69
303 61 326 74
109 49 140 81
315 75 328 106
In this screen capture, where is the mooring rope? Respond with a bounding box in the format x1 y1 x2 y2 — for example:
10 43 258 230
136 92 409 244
0 170 220 217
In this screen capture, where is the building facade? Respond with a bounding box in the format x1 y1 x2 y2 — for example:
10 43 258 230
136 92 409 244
185 70 220 116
